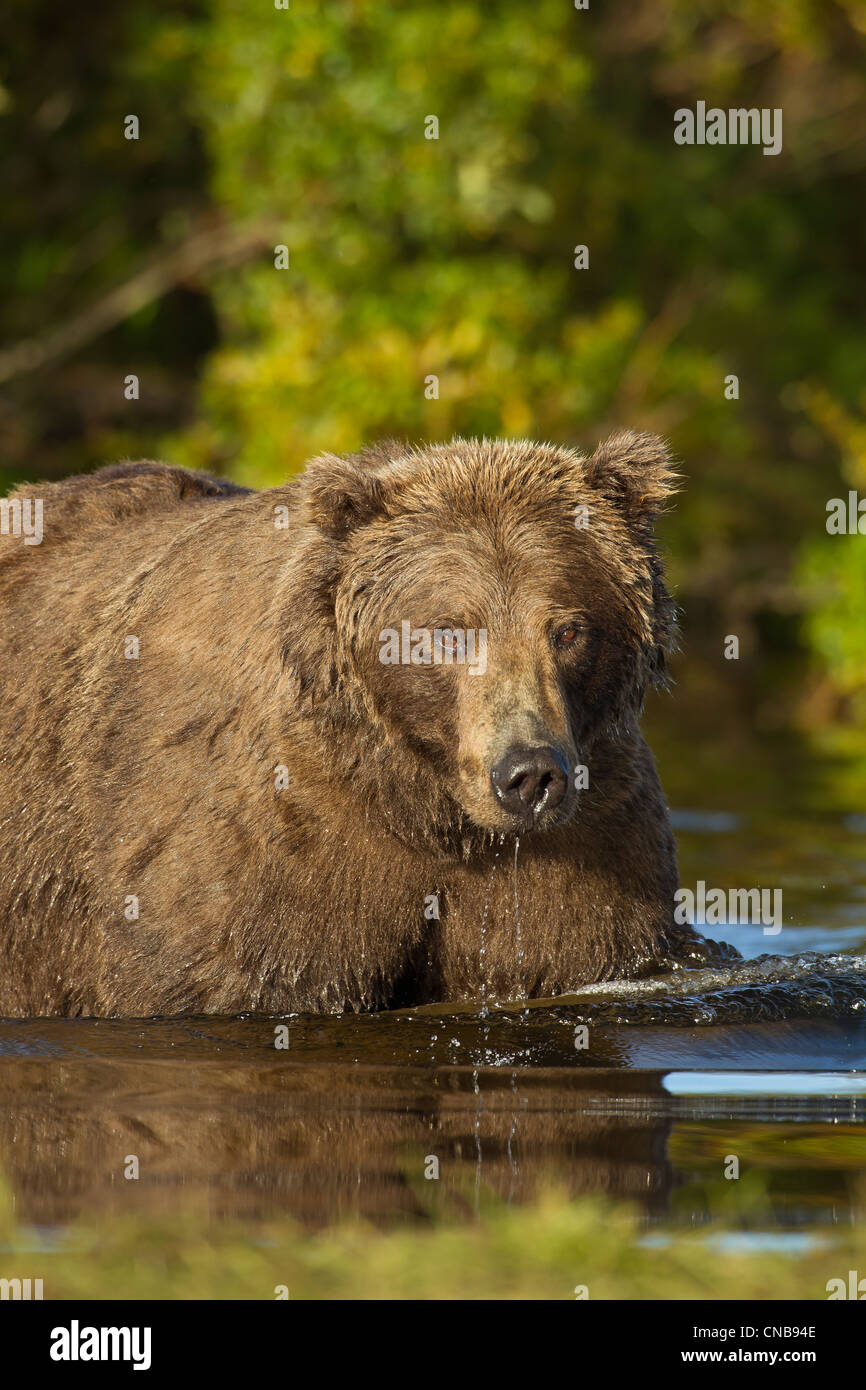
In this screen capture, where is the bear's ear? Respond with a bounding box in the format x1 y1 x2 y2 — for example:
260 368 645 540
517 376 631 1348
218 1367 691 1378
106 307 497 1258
301 452 389 540
583 430 679 526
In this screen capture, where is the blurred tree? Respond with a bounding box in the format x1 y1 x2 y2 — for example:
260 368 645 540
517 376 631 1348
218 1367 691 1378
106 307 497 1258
0 0 263 487
172 0 866 715
1 0 864 718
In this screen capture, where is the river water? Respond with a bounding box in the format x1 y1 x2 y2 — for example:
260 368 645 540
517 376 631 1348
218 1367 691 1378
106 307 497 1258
1 697 865 1245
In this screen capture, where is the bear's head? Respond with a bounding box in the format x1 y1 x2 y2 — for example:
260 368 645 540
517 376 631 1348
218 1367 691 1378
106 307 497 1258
280 434 678 855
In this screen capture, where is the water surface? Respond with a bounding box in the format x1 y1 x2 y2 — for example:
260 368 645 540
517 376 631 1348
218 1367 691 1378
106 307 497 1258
2 703 865 1253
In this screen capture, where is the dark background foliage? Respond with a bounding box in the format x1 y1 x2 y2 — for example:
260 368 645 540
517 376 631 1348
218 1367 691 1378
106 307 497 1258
2 0 864 730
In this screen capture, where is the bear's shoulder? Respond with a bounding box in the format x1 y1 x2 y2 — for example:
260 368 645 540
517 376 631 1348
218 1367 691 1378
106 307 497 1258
20 460 252 506
2 461 255 551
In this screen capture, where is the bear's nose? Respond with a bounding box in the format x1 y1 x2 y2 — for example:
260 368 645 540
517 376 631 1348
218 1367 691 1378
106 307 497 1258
490 746 569 821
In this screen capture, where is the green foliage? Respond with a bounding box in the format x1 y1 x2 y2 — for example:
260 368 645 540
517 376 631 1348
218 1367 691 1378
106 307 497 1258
801 541 866 701
1 0 865 709
170 0 866 708
0 0 211 488
0 1176 860 1300
797 392 866 712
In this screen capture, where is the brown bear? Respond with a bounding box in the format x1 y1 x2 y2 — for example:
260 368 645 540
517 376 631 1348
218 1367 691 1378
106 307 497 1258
0 433 690 1018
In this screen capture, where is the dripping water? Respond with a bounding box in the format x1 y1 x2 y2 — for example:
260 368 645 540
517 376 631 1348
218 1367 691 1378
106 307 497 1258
475 832 506 1208
473 1065 483 1210
478 833 505 1021
506 832 524 1192
512 834 524 998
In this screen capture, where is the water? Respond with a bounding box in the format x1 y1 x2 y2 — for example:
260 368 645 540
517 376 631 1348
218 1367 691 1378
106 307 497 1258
1 700 865 1251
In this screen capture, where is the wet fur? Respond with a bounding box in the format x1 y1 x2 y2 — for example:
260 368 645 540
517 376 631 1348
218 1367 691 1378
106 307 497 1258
0 436 686 1017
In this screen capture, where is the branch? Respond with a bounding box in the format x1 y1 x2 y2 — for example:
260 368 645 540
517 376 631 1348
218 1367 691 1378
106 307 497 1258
0 217 278 386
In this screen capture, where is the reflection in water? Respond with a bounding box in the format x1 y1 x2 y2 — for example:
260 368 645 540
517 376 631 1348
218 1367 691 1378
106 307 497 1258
0 1009 865 1240
1 706 866 1252
664 1071 866 1096
0 1045 674 1230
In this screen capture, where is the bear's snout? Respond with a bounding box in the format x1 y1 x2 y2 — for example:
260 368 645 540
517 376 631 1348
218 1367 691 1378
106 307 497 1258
490 745 569 825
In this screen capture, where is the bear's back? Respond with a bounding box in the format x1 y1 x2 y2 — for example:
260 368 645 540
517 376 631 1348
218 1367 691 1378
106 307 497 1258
0 462 260 724
1 461 252 560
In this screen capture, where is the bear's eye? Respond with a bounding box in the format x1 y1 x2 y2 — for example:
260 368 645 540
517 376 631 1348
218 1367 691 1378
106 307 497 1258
434 626 462 655
553 622 584 649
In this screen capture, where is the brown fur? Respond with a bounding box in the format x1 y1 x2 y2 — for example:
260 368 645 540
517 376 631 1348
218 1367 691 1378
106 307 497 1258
0 434 685 1017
